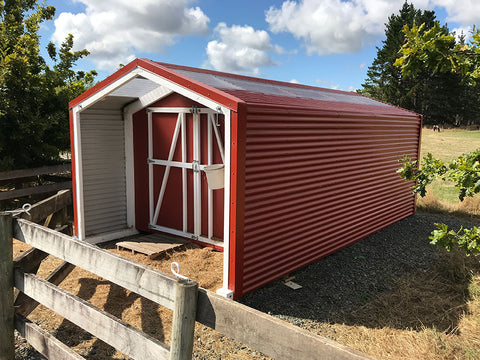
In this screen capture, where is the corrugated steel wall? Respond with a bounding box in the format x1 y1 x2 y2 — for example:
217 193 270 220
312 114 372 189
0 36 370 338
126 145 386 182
240 106 421 296
80 109 127 236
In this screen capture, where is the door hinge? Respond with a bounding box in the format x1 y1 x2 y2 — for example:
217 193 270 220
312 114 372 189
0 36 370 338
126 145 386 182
190 105 200 114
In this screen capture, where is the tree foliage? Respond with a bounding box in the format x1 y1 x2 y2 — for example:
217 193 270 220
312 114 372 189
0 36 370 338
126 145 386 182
0 0 96 171
395 11 480 257
396 22 480 86
399 151 480 256
360 2 480 126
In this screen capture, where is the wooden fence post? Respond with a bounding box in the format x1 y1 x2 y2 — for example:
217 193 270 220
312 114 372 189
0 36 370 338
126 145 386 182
169 279 198 360
0 213 14 360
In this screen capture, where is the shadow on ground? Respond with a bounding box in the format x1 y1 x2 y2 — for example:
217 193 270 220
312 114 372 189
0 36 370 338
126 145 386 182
54 278 164 359
239 212 480 334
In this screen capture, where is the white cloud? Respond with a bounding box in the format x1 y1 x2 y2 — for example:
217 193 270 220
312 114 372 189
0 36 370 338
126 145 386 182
265 0 450 55
266 0 480 56
316 78 340 89
52 0 209 70
267 0 396 55
205 23 282 75
452 26 473 43
316 78 357 91
433 0 480 25
290 78 300 83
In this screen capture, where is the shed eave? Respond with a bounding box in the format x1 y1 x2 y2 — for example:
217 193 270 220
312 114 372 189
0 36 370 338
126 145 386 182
69 58 244 113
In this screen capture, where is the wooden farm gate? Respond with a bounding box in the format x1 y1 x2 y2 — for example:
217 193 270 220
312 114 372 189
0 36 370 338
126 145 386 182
0 194 371 360
0 163 72 202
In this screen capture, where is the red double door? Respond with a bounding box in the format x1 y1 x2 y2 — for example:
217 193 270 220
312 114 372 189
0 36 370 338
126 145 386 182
147 108 225 247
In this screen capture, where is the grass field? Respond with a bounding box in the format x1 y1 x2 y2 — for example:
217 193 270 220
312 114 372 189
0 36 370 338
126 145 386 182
421 128 480 162
419 127 480 208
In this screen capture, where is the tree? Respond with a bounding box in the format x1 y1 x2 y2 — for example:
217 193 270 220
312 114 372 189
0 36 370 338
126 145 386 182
396 22 480 86
360 2 479 126
0 0 96 171
395 19 480 257
360 3 436 110
395 22 480 126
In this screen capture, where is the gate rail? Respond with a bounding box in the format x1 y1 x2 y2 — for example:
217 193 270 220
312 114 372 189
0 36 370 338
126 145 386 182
0 163 71 202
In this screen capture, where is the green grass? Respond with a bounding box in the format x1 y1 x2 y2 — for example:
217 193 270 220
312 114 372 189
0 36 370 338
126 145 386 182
419 128 480 204
427 180 460 203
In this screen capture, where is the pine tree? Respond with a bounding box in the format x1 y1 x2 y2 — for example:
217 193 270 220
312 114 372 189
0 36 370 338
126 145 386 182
360 3 434 103
358 2 475 125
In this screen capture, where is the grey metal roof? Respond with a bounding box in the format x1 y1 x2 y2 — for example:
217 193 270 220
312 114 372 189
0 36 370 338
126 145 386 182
173 69 389 107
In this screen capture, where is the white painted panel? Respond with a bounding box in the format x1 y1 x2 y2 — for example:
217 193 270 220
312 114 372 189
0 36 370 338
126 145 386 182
80 109 127 236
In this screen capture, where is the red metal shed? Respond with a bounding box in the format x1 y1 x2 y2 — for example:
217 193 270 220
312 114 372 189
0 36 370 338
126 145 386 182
69 59 421 299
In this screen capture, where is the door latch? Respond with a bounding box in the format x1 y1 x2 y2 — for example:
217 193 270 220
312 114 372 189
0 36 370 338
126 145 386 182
192 160 200 173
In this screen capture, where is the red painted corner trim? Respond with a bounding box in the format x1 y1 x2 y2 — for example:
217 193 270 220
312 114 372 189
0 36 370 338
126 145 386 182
414 114 424 213
229 103 247 299
229 109 239 298
69 109 78 238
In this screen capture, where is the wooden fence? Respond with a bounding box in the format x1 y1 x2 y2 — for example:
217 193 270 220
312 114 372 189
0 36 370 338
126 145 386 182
0 199 372 360
0 163 71 202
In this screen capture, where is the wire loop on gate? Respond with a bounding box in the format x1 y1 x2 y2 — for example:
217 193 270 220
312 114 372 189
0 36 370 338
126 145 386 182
171 262 190 281
3 203 32 216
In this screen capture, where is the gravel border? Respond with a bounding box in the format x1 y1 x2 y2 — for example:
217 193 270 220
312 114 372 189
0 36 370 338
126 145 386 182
240 212 475 323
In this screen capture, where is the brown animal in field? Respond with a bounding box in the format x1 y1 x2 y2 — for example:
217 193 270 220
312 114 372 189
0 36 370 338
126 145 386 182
433 125 440 132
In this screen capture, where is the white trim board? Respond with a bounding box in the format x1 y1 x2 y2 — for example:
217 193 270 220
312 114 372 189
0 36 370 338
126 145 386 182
222 110 231 292
72 110 85 240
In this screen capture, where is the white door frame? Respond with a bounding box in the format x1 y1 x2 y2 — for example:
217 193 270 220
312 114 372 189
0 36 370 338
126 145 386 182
147 107 225 248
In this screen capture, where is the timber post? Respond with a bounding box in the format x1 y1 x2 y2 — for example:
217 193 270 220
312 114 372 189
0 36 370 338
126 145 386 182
169 279 198 360
0 213 14 360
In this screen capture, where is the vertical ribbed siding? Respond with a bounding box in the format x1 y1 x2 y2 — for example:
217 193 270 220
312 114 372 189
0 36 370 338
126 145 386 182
80 109 127 236
241 106 421 295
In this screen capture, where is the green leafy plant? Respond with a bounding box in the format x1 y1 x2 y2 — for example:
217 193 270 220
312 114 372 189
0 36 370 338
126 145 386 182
430 223 480 256
396 21 480 86
398 153 447 197
399 150 480 255
0 0 97 170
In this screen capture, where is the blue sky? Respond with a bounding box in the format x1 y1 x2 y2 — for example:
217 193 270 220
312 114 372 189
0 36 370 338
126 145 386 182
39 0 480 91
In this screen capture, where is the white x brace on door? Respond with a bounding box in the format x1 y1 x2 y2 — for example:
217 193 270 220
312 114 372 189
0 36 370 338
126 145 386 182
147 106 225 247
